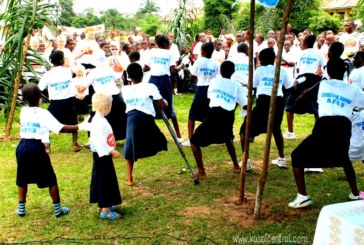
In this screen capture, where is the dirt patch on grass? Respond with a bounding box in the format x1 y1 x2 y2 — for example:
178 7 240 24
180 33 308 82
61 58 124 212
180 206 216 218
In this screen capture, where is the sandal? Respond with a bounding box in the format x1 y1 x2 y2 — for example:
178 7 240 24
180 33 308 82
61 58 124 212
83 143 90 150
97 205 116 213
100 210 121 220
73 145 82 152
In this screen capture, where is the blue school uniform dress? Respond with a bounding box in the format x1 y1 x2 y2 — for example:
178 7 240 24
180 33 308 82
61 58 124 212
85 66 127 141
188 57 220 121
190 77 247 147
292 79 364 168
16 107 64 188
240 65 292 137
38 66 78 125
89 115 122 208
122 83 167 161
146 48 177 119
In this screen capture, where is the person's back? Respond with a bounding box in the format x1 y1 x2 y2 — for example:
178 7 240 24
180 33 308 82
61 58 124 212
297 35 326 76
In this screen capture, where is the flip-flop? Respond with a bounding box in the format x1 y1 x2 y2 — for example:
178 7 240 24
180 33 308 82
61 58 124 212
100 210 121 220
73 145 82 152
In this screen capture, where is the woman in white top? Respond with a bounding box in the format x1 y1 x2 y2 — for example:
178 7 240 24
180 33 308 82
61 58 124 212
289 58 364 209
38 50 81 152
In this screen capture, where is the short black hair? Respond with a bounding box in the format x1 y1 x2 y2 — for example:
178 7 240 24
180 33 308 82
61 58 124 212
155 34 170 48
259 48 275 66
220 61 235 79
327 58 346 80
328 42 344 59
304 35 316 48
237 42 248 55
128 50 140 62
201 41 214 58
22 82 41 106
127 63 143 82
49 50 64 66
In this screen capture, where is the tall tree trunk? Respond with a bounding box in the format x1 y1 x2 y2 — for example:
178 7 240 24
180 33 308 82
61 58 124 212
5 0 39 138
254 0 294 219
238 0 255 204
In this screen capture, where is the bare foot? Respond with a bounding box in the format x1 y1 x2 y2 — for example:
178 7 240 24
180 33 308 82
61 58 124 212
196 172 207 180
125 180 134 186
234 167 241 173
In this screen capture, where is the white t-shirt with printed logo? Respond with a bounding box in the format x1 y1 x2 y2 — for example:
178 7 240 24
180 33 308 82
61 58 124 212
296 48 326 76
90 115 116 157
38 66 74 100
253 65 292 97
349 111 364 160
85 66 119 96
122 83 162 117
318 79 364 119
349 66 364 90
145 48 177 76
208 77 247 111
19 107 64 141
228 53 250 86
190 57 220 86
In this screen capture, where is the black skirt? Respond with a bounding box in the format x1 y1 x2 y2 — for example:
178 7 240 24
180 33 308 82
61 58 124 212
48 97 78 125
190 106 235 147
188 86 210 122
291 116 352 168
285 73 321 114
16 139 57 188
90 153 122 208
123 110 167 161
105 94 127 141
74 97 90 115
149 75 175 119
240 95 285 137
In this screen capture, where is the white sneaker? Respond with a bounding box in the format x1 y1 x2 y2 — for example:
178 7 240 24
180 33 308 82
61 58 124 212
349 191 364 200
238 159 252 171
181 140 191 147
271 157 287 168
283 131 296 140
304 168 324 173
288 194 312 208
177 137 184 143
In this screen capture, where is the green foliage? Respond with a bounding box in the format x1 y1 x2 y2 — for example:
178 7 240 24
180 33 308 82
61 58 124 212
58 0 76 26
309 12 343 34
136 0 160 15
233 0 320 35
71 8 102 28
139 14 161 36
100 9 126 32
0 0 54 123
203 0 238 36
351 1 364 31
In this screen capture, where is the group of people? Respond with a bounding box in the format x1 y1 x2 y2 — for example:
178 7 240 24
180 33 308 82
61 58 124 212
13 20 364 222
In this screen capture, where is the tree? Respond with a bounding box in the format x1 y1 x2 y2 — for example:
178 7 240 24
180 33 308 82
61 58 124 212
309 12 343 34
203 0 239 36
137 0 160 15
59 0 76 26
0 0 55 138
71 8 102 28
100 8 126 31
139 13 161 36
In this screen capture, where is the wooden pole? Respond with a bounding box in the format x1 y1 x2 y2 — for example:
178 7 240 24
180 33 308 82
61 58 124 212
238 0 255 204
254 0 294 219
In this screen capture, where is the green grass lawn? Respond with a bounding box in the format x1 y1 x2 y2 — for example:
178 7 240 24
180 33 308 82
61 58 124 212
1 93 363 244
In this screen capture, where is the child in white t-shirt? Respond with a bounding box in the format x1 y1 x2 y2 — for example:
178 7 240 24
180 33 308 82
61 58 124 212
122 63 168 186
89 92 122 220
16 82 80 218
72 65 90 120
190 61 247 179
183 42 220 147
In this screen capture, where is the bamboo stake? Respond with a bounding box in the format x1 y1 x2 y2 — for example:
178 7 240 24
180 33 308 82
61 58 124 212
254 0 294 219
238 0 255 204
5 0 39 138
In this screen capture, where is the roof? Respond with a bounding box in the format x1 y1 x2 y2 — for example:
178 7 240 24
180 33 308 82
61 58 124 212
321 0 360 10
